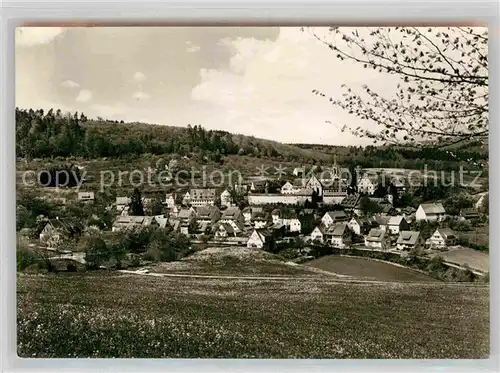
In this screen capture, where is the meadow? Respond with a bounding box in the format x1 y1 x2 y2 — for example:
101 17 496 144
17 272 489 359
305 256 439 283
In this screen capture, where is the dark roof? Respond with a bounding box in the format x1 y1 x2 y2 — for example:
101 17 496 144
341 194 361 208
196 205 219 219
330 223 349 237
437 228 456 239
366 228 386 242
325 211 347 220
420 203 446 214
397 231 421 245
221 207 241 219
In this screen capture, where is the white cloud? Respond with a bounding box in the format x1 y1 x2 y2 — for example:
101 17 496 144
61 80 80 89
16 27 65 47
191 27 394 145
76 89 93 103
133 91 151 101
133 71 146 83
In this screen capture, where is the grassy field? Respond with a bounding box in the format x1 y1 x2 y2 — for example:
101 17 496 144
304 256 439 283
17 272 489 359
149 247 341 278
434 248 489 273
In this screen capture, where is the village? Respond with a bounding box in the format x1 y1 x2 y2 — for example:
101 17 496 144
29 161 489 276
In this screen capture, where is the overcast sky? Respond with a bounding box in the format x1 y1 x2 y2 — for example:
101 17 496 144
16 26 400 146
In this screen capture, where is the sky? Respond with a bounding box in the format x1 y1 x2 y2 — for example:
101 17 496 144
16 26 400 146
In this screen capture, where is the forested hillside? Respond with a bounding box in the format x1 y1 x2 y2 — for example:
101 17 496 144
16 108 487 171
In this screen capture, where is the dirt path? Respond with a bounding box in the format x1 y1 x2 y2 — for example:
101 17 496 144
117 269 487 288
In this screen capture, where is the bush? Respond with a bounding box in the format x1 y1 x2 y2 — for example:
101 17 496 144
17 247 39 271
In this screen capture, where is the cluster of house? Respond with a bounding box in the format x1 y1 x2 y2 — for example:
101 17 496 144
306 202 457 251
31 166 487 253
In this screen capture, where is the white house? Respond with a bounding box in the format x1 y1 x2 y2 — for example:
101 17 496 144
287 218 302 233
77 191 95 203
348 216 369 236
214 222 237 238
396 231 424 251
293 167 305 176
365 228 389 250
415 203 446 223
247 229 267 249
358 174 379 195
321 211 348 228
220 189 232 208
189 188 216 207
426 228 457 249
386 216 409 235
164 193 176 209
182 191 191 205
310 226 326 243
329 223 352 249
281 181 298 195
304 175 323 196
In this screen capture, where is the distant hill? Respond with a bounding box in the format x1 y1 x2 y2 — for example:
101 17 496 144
16 108 487 172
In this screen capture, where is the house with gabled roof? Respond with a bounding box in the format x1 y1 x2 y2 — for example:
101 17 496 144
321 210 348 228
196 205 221 230
214 222 238 238
426 228 457 249
39 218 82 248
181 191 191 205
400 206 417 222
416 203 446 223
220 206 245 233
396 231 424 251
329 223 352 249
281 181 301 195
387 216 409 235
310 225 326 243
365 228 389 250
220 189 233 208
348 216 370 236
358 174 379 195
247 229 270 249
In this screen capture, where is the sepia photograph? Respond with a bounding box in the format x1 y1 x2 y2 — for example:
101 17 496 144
15 25 489 359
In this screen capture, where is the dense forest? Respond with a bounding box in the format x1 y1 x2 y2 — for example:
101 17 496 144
16 108 488 170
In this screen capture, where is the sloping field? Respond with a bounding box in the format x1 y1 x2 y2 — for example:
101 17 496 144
17 273 488 358
305 256 439 283
150 247 338 278
434 248 489 273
